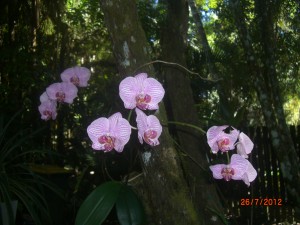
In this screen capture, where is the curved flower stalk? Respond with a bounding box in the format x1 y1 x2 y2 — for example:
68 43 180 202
207 125 239 153
61 66 91 87
135 108 162 146
87 112 132 152
209 154 257 186
46 82 78 104
119 73 165 110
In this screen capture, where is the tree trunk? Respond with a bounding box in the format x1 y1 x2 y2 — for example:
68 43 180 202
231 0 300 216
160 0 224 224
100 0 201 224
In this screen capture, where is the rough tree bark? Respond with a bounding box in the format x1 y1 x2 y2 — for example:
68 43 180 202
160 0 224 224
100 0 202 224
230 0 300 216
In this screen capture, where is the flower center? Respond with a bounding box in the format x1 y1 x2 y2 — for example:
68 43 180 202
98 135 115 152
217 138 230 151
70 76 80 86
221 167 235 181
136 94 151 110
43 110 52 120
144 130 157 145
56 91 66 102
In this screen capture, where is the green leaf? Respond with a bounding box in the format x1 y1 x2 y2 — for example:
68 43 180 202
116 185 145 225
75 181 122 225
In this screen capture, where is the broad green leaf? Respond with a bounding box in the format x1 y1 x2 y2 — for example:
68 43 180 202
75 181 122 225
116 185 145 225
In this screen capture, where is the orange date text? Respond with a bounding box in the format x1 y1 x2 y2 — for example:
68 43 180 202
240 198 282 206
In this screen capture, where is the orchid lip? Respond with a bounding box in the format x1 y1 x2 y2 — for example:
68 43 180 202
56 91 66 102
70 76 80 86
221 166 235 181
136 94 151 110
98 135 115 151
144 130 157 145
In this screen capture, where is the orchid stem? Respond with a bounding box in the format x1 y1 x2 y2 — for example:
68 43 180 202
166 121 206 134
127 109 133 121
226 152 230 164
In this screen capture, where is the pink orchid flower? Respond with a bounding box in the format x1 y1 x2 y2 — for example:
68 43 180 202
87 112 131 152
46 82 78 104
135 108 162 146
61 66 91 87
119 73 165 110
209 154 257 186
38 100 57 121
207 125 239 153
236 132 254 158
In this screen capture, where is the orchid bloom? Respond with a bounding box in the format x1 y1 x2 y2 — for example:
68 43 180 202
236 132 254 158
119 73 165 110
135 108 162 146
207 125 240 153
209 154 257 186
46 82 78 104
61 66 91 87
38 100 57 121
87 112 131 152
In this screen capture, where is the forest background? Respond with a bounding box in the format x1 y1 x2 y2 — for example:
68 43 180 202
0 0 300 224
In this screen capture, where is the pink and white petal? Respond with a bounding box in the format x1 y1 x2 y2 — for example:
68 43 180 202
246 161 257 183
113 117 131 147
225 133 240 150
61 67 75 83
207 126 228 148
91 142 104 151
46 83 62 100
62 82 78 104
113 139 125 152
239 132 254 154
135 109 148 144
75 66 91 87
209 164 226 179
87 117 110 144
134 73 148 85
40 92 50 103
241 174 250 186
147 115 162 136
143 78 165 104
236 143 249 158
210 143 220 154
146 103 159 110
230 154 248 180
136 109 148 132
119 77 139 109
108 112 122 132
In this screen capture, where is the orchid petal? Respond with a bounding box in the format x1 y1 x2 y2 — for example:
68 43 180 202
209 164 226 179
87 117 109 149
143 77 165 109
119 77 139 109
61 82 78 103
237 132 254 158
230 154 248 180
40 92 50 103
207 125 228 149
